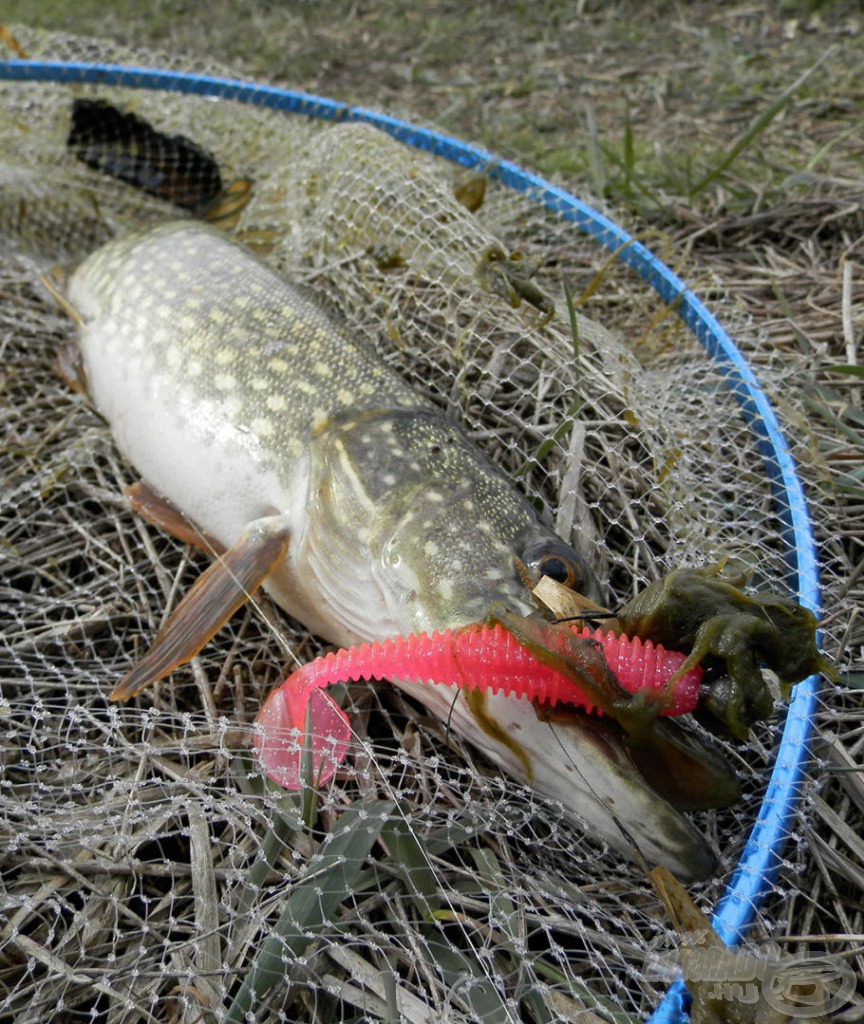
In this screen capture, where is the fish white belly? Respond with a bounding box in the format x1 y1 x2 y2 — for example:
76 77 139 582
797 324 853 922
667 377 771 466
78 313 300 545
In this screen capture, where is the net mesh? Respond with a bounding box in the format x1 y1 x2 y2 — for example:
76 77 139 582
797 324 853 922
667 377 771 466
1 26 861 1024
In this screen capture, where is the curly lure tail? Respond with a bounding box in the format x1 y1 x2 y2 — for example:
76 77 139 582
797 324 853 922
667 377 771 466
254 625 702 790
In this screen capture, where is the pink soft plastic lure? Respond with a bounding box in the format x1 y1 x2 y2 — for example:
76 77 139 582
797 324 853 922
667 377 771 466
254 624 702 789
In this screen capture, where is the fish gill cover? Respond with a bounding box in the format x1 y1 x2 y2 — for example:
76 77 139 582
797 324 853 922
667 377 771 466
0 25 855 1024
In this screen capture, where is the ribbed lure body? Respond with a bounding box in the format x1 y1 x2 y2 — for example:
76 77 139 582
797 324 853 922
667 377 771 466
255 625 702 789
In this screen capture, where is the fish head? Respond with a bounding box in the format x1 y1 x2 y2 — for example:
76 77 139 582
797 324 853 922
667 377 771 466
299 407 600 641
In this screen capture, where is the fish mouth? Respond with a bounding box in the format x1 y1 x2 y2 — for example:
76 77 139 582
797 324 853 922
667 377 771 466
543 704 722 880
256 671 719 880
406 681 720 881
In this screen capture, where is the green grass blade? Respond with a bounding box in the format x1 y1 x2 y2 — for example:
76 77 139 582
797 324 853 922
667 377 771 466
380 812 442 917
420 927 512 1024
467 847 558 1023
772 283 813 353
596 138 666 210
583 107 607 195
623 106 635 180
688 47 836 198
812 382 864 430
564 280 581 366
234 803 302 922
224 798 395 1024
824 364 864 379
802 392 864 447
229 752 305 920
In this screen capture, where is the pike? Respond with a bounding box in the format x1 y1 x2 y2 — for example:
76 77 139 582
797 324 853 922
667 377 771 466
59 218 730 880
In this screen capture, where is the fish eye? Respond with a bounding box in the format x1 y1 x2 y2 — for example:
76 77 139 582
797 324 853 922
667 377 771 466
521 538 590 592
536 555 574 585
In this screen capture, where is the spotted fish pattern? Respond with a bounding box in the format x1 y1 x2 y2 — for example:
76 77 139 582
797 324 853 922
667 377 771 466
70 220 565 643
68 219 716 879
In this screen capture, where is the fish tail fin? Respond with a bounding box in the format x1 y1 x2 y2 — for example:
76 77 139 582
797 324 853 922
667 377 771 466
67 98 228 214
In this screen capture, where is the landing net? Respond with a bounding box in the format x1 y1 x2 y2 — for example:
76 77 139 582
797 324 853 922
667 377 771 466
0 27 859 1024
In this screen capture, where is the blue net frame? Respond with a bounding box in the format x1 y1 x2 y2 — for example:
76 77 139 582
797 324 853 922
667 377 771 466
0 57 823 1023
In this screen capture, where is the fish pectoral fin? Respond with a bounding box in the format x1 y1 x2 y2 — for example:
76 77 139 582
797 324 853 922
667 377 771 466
110 515 290 702
125 482 226 556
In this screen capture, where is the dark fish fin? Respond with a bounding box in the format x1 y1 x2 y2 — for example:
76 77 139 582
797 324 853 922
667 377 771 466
201 178 253 230
68 98 223 213
125 482 225 556
110 515 290 701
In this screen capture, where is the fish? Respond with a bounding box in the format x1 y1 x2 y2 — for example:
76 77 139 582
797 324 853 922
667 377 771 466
63 217 722 880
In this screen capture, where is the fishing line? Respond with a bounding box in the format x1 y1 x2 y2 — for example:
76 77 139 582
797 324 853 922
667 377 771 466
547 718 654 875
